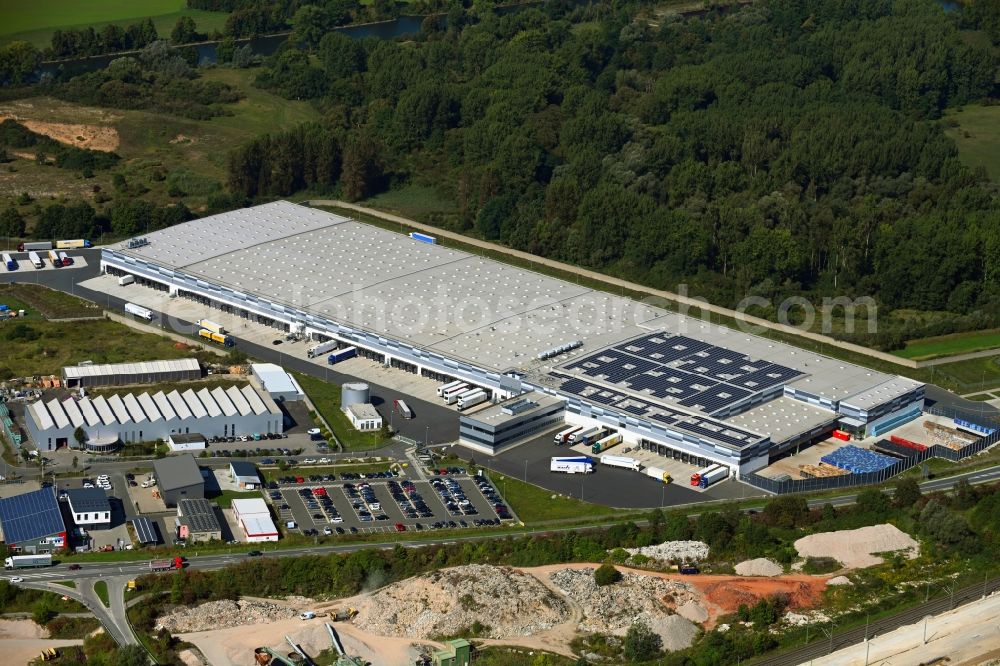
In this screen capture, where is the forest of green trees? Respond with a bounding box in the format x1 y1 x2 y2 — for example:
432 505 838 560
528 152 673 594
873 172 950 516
220 0 1000 346
2 0 999 348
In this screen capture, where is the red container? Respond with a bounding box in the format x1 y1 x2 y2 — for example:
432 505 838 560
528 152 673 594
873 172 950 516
832 430 851 441
890 435 927 452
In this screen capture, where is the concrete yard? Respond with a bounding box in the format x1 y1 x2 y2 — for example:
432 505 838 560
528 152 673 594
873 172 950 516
478 431 757 508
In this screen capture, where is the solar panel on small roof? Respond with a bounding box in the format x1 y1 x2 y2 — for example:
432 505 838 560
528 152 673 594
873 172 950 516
131 517 159 544
0 487 65 543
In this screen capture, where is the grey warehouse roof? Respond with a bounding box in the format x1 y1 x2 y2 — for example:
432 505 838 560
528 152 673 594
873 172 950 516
110 201 922 450
154 454 204 491
66 488 111 514
463 392 565 428
62 358 200 381
0 487 65 543
25 384 281 433
177 498 221 533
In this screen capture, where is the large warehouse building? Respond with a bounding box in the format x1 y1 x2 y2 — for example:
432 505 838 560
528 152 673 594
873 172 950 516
98 201 924 474
24 383 284 450
62 358 201 388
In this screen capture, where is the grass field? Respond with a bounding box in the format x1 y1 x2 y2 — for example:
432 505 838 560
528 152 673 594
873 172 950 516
945 104 1000 182
210 489 259 508
293 372 388 451
359 183 459 221
0 283 102 319
0 1 230 49
929 355 1000 391
1 71 319 213
895 328 1000 360
93 580 109 607
486 472 629 524
0 318 204 377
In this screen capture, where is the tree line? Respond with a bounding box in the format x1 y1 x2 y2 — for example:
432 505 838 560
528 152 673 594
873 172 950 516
223 0 999 340
51 41 243 119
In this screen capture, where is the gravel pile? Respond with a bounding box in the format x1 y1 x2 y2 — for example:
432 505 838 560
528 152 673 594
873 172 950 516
622 540 709 563
735 558 783 577
794 524 919 569
827 576 853 586
549 568 701 650
353 565 569 639
156 599 299 633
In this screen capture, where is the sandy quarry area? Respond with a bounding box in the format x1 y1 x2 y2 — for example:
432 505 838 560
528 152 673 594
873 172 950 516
0 111 120 152
169 561 831 664
794 524 920 569
0 619 84 665
808 591 1000 666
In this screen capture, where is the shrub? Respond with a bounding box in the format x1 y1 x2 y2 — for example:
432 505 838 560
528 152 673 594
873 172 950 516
594 563 621 586
802 556 840 574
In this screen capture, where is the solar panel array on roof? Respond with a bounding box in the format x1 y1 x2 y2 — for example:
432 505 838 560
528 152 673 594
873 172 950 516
549 373 763 449
557 332 803 416
0 487 65 543
66 488 110 513
131 517 159 544
178 499 221 533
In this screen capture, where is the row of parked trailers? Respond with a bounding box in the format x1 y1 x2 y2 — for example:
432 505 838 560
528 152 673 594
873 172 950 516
3 250 73 270
436 380 490 411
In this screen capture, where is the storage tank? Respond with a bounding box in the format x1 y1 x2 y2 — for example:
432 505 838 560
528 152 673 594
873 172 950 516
341 382 370 409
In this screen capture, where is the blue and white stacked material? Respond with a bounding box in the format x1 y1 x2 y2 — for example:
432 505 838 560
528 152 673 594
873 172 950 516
821 445 897 473
955 418 996 436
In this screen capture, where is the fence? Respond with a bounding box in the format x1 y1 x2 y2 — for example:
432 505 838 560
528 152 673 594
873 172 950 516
742 429 1000 494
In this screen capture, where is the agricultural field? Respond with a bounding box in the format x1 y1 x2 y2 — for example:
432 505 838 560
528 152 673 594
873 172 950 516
944 104 1000 182
0 69 319 215
895 328 1000 360
0 0 229 49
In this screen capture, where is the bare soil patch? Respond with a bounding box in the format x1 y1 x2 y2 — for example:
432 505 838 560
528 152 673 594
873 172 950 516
0 113 119 152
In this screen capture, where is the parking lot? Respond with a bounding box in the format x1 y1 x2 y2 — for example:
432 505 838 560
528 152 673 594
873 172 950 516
267 472 510 536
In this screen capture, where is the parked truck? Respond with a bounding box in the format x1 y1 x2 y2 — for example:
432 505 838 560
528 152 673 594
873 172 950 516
644 466 673 484
457 389 488 411
394 399 413 419
600 455 641 472
199 329 234 347
54 239 92 249
442 383 470 404
437 379 465 397
550 456 594 474
118 275 134 286
307 339 339 358
2 253 15 270
47 250 62 268
591 433 622 454
409 232 436 244
18 241 53 252
4 554 53 569
149 557 185 572
690 464 721 487
196 319 225 335
327 346 357 364
124 302 153 321
568 426 602 445
28 251 43 269
58 251 72 266
553 426 582 445
698 465 728 489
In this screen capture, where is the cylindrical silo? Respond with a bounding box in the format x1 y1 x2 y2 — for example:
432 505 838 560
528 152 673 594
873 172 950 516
341 382 370 409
